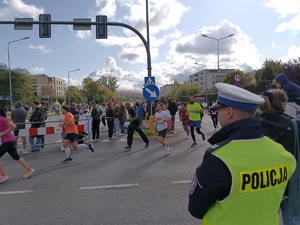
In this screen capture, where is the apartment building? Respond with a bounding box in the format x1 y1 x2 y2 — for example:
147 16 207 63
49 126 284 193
188 69 234 92
159 84 174 97
32 74 65 97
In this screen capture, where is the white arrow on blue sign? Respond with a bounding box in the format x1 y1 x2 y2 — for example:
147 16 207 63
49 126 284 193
143 84 160 101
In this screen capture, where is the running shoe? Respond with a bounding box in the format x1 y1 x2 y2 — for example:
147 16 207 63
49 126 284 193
191 143 197 148
124 146 132 151
145 141 150 148
62 157 73 163
164 147 171 156
0 174 9 183
88 143 95 153
23 168 35 179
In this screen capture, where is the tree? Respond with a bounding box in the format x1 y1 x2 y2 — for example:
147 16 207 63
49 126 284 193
172 83 202 102
66 86 84 104
82 77 117 103
97 75 119 92
0 66 36 106
223 69 252 86
282 57 300 86
255 59 282 82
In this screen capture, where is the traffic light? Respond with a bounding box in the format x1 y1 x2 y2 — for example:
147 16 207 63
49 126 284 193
96 15 107 39
39 14 51 38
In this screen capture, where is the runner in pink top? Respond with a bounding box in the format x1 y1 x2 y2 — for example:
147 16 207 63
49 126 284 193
0 108 34 184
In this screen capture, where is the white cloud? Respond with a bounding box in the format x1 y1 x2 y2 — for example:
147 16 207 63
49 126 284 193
86 56 145 89
31 67 45 74
0 0 44 20
166 20 260 73
123 0 189 36
264 0 300 18
271 41 280 48
280 45 300 62
74 30 92 40
264 0 300 32
28 44 52 54
96 0 117 18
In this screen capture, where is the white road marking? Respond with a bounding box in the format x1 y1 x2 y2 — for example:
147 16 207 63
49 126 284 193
0 190 34 195
79 183 138 190
171 180 191 184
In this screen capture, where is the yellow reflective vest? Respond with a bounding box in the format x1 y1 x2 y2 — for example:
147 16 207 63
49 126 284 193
202 137 296 225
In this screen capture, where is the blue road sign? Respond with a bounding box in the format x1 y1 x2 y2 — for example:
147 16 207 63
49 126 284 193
144 77 155 86
0 95 12 101
143 84 160 101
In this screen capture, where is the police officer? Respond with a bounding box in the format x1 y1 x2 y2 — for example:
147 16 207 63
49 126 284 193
188 82 296 225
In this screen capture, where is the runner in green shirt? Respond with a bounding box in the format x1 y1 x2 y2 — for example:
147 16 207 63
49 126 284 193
187 96 205 147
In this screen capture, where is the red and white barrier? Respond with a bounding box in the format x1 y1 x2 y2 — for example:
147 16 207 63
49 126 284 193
18 124 85 137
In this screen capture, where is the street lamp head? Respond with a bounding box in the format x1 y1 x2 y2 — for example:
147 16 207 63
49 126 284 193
23 36 30 40
202 34 208 37
227 34 234 37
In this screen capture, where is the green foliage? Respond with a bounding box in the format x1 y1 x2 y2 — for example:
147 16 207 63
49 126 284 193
0 66 35 106
82 77 117 103
66 86 84 105
223 69 252 86
255 59 283 82
171 83 202 101
97 75 119 92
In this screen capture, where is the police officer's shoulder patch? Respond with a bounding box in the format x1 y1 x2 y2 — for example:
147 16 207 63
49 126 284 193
189 173 199 195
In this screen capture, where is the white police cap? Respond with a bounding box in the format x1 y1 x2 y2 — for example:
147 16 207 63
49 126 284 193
213 83 265 112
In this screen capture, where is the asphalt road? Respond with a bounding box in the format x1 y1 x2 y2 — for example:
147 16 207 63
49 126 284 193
0 114 217 225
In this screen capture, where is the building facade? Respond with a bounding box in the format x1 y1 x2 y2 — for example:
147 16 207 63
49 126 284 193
159 84 173 97
32 74 65 97
188 69 234 93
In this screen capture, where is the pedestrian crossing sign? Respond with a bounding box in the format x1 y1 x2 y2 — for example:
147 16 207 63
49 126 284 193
144 77 155 86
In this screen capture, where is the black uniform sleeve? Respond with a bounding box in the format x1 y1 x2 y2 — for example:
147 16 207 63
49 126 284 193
188 151 232 219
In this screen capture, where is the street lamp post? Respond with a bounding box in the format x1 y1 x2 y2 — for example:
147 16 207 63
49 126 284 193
195 63 208 102
7 37 30 110
67 68 80 105
201 34 234 76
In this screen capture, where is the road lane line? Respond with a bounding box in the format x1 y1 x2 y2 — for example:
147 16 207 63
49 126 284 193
79 183 138 190
0 190 33 195
171 180 191 184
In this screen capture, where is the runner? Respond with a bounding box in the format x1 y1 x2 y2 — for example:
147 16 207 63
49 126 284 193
187 96 205 147
59 105 95 163
0 108 34 183
179 102 190 138
154 102 172 156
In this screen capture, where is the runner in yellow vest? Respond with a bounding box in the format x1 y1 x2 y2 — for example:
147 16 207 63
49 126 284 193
188 82 296 225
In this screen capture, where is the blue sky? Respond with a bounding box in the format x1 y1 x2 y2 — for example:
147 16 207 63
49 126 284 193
0 0 299 90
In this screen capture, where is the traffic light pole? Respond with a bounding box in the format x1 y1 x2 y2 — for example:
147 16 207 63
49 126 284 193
0 19 153 107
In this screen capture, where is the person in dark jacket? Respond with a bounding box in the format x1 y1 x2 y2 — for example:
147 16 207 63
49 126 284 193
167 98 178 132
90 101 102 141
29 104 45 152
106 102 114 139
273 73 300 103
124 102 149 151
70 102 80 125
258 89 300 224
188 83 295 225
11 101 28 155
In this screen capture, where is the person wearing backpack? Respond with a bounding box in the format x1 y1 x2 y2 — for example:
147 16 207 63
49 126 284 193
29 104 45 152
258 89 300 225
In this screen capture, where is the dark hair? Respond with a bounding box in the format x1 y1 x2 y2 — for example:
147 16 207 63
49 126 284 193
0 108 6 117
62 105 70 111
